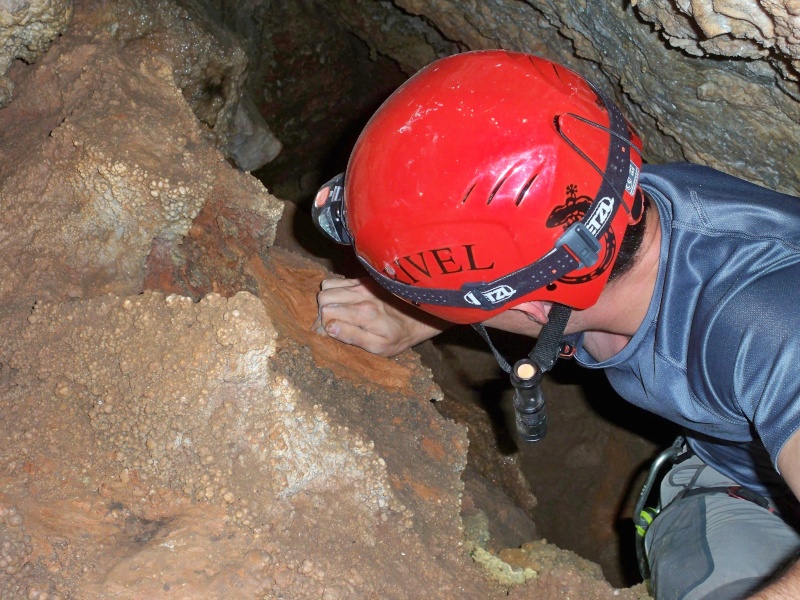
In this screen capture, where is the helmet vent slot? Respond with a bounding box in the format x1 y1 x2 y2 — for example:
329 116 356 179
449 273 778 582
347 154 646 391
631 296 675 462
487 174 510 205
551 63 564 83
461 182 477 204
515 173 539 206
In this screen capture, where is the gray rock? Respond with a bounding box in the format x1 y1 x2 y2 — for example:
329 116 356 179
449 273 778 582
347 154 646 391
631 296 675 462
229 92 283 172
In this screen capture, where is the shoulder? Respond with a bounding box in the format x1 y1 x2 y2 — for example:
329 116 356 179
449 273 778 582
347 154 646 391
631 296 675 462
699 263 800 413
642 163 800 209
705 265 800 361
641 162 731 188
643 162 761 187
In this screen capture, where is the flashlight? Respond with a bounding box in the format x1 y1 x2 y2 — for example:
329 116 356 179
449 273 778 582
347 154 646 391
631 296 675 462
510 358 548 442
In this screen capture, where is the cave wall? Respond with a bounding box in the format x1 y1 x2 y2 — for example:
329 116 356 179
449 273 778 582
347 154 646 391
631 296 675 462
6 1 800 194
0 1 655 597
181 0 417 199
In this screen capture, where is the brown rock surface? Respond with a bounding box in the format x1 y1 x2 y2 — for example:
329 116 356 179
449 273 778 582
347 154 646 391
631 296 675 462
0 14 281 313
0 1 659 597
0 252 646 598
72 0 250 154
0 285 488 598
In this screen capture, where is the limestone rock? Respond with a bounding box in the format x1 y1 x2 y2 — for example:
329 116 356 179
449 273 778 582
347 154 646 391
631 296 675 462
0 0 71 107
0 280 485 597
71 0 249 154
634 0 800 64
0 239 639 597
202 0 410 200
229 92 283 172
0 25 282 312
318 0 459 74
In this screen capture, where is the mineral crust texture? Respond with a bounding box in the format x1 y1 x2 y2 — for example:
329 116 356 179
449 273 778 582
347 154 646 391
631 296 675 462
0 259 648 598
71 0 252 156
0 17 281 314
0 0 72 107
0 289 471 597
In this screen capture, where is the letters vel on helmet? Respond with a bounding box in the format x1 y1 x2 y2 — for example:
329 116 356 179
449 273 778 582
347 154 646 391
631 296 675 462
314 50 644 325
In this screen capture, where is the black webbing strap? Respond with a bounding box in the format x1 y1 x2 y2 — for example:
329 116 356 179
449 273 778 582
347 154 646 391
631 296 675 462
531 303 572 372
471 323 513 374
676 485 772 510
356 86 633 312
470 303 573 375
357 245 583 310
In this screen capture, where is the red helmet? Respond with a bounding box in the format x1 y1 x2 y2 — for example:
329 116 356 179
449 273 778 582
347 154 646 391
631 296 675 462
318 50 644 324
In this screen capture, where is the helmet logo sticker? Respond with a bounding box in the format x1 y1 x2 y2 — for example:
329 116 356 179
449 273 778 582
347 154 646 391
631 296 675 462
464 285 517 306
546 185 617 284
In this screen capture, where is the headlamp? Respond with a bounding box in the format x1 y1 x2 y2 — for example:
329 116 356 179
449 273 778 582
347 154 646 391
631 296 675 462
312 173 352 245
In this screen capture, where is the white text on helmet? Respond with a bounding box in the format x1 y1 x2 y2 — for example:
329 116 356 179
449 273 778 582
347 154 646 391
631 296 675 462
585 197 614 235
464 285 517 306
625 161 640 196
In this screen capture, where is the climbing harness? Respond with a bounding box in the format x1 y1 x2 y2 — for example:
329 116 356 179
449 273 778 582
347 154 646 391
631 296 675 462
633 435 686 580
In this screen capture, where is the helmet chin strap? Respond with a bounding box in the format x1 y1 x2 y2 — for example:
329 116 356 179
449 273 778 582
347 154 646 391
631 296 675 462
471 303 574 442
471 303 573 375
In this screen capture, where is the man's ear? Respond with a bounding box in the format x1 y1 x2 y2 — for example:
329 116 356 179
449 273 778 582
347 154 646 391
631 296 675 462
511 301 552 325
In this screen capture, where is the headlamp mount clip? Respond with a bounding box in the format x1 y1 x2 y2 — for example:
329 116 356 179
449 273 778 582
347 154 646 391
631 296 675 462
556 222 601 268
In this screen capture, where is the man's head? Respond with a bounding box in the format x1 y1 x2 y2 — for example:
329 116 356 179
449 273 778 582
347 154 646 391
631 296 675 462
314 50 645 324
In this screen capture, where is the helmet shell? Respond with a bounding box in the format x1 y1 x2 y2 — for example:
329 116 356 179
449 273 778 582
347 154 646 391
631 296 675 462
345 50 643 324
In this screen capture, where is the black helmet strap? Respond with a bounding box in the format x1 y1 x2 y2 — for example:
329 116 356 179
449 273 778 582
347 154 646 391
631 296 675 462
472 303 574 444
471 302 573 376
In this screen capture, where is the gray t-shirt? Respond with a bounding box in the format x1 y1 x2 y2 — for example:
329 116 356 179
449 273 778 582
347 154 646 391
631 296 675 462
576 163 800 497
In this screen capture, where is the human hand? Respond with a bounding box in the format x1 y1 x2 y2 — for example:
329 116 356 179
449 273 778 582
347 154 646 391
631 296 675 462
314 277 448 357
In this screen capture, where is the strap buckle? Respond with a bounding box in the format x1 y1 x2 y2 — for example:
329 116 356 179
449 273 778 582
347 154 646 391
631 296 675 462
555 222 601 268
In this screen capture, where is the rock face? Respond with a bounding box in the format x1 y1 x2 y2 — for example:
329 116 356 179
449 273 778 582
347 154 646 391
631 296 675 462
323 0 800 197
204 0 410 200
0 252 647 598
229 92 283 172
74 0 248 155
0 1 652 598
0 286 477 598
0 0 72 107
0 0 283 168
634 0 800 65
0 7 282 313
